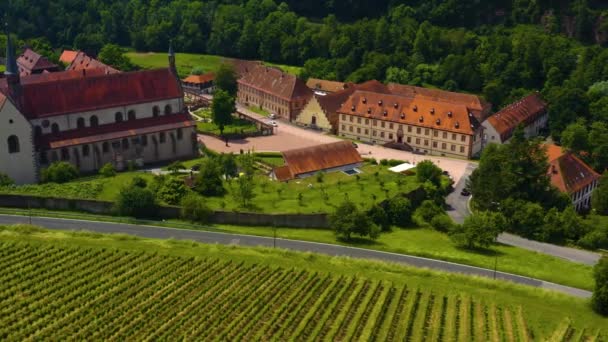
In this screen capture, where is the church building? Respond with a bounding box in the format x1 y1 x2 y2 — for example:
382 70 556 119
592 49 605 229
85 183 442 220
0 31 197 184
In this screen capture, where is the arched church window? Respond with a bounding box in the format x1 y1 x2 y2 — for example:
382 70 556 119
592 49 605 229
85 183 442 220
7 135 19 154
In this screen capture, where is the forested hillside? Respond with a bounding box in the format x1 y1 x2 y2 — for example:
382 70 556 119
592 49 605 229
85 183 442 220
2 0 608 160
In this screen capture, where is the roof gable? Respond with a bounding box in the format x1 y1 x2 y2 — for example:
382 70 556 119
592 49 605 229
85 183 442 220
487 92 547 142
183 72 215 84
17 48 59 75
280 141 362 177
546 144 600 194
67 52 119 74
306 78 347 93
18 68 181 118
238 65 312 100
59 50 79 64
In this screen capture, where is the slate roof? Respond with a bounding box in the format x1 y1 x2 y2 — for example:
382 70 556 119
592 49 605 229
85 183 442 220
17 48 59 75
40 113 195 149
276 141 362 180
9 68 181 119
238 65 312 101
487 93 547 142
338 90 480 135
545 144 600 194
66 52 119 74
306 78 348 93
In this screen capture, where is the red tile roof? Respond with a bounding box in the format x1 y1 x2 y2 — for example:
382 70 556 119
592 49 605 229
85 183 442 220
387 83 491 121
545 143 600 194
277 141 362 180
306 78 348 93
17 68 110 85
16 68 182 119
273 165 293 182
17 48 59 76
228 59 263 77
40 113 195 149
67 52 119 74
487 93 547 142
338 90 479 135
59 50 79 64
182 72 215 84
238 65 313 101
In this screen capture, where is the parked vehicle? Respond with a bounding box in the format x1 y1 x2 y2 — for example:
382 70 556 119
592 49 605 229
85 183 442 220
460 188 471 196
270 120 278 127
269 113 276 119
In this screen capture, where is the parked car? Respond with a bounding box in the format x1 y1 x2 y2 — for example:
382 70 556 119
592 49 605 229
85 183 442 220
460 188 471 196
269 113 276 119
270 120 278 127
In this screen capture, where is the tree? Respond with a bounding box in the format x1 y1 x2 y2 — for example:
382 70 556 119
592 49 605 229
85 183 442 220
414 200 444 224
157 178 188 205
233 174 256 208
193 157 225 196
167 161 185 175
368 204 391 232
592 257 608 316
181 194 212 223
561 120 589 153
449 211 506 249
416 160 442 187
386 195 412 227
329 201 380 241
99 163 116 178
593 173 608 215
0 173 14 187
220 153 238 179
98 44 135 71
212 90 235 136
41 162 79 183
214 63 238 96
115 186 157 218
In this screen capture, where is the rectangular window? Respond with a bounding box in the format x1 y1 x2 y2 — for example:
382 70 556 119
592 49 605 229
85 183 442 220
433 141 438 148
443 132 447 139
389 123 394 129
357 127 361 134
424 140 428 146
389 133 393 140
177 128 183 140
452 133 457 140
460 146 465 153
82 145 90 157
451 144 456 151
160 132 166 143
380 132 385 138
373 120 377 126
425 128 429 135
350 116 353 122
417 127 421 134
406 137 411 143
434 130 438 137
365 119 369 125
342 124 345 131
416 138 420 144
349 126 353 132
357 118 361 124
342 114 346 120
461 135 466 142
365 129 369 135
142 135 148 146
408 126 412 132
381 122 385 128
442 142 446 149
373 130 377 136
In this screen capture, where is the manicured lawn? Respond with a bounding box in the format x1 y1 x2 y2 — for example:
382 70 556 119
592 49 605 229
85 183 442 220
125 52 302 78
0 225 606 338
196 118 259 135
192 107 212 119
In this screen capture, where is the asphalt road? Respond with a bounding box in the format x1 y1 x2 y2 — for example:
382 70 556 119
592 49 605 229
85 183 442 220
0 214 591 298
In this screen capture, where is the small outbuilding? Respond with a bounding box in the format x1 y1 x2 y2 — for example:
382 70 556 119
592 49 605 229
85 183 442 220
272 141 363 181
182 72 215 94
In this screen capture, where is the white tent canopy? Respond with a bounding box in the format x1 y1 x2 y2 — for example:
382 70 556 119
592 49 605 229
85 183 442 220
388 162 415 173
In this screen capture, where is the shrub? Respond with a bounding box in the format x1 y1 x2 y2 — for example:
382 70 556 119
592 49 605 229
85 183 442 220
0 172 14 187
379 159 389 166
414 200 444 224
416 160 442 187
115 186 157 218
387 159 403 166
329 200 380 241
449 211 506 249
99 163 116 178
181 194 212 223
316 171 324 183
193 157 225 196
41 162 79 183
130 176 148 188
430 214 454 232
578 229 608 250
368 204 391 231
167 161 185 174
386 195 412 227
157 178 188 205
592 257 608 316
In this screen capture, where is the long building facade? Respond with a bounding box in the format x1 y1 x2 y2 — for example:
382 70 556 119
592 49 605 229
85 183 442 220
337 90 483 159
0 36 197 184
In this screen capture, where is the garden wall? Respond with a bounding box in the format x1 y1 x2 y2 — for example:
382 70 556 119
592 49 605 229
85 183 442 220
0 194 329 228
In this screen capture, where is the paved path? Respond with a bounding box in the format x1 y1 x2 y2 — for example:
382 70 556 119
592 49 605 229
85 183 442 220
0 214 591 298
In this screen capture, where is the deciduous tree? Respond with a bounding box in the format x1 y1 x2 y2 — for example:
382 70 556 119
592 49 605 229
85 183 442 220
212 90 235 136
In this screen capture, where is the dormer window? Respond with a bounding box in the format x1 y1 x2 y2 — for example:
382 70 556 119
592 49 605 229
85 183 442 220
367 108 372 114
351 105 355 111
455 121 460 129
378 100 383 106
394 103 398 108
468 112 473 117
383 110 388 116
447 111 453 118
419 116 423 122
413 105 418 112
436 119 441 125
362 98 367 104
430 108 435 114
400 113 405 119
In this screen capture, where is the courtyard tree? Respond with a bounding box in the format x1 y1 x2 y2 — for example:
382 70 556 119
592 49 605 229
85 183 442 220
592 256 608 316
214 63 238 96
368 204 391 232
449 211 506 249
330 201 380 241
416 160 442 187
212 90 235 136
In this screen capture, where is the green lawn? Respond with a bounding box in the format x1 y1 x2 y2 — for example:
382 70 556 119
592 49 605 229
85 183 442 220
192 107 212 119
196 118 259 136
126 52 302 78
1 225 606 338
247 105 271 117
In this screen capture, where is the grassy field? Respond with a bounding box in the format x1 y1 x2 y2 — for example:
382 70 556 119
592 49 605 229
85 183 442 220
196 118 259 135
125 52 302 78
0 225 605 340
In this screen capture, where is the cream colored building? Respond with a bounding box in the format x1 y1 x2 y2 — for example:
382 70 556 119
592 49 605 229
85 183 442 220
0 39 197 184
337 91 484 159
295 95 334 132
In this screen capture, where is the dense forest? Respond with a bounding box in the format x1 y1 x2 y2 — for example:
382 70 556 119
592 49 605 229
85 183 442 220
1 1 608 160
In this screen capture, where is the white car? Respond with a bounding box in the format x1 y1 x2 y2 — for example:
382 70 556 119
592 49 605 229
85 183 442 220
269 113 276 119
270 120 278 127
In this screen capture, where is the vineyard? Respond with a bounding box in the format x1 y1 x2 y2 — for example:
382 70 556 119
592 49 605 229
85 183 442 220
0 240 604 341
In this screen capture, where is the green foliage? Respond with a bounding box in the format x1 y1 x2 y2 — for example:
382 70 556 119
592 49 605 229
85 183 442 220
415 160 442 187
193 158 225 196
214 63 238 96
237 152 256 177
115 186 157 218
316 171 325 183
211 90 235 136
167 161 185 175
449 211 506 249
191 66 204 75
180 194 212 223
414 200 444 224
233 174 256 208
592 173 608 215
561 120 589 153
99 163 116 178
430 215 454 232
157 178 188 205
130 176 148 188
98 44 135 71
329 201 380 241
386 195 412 227
368 204 391 232
592 257 608 316
41 162 79 184
220 153 238 179
0 173 14 187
